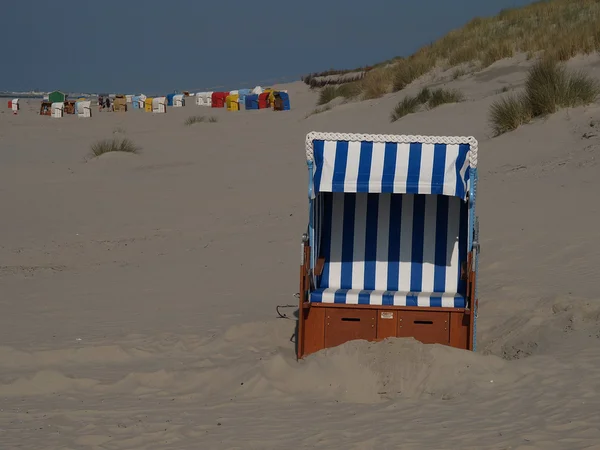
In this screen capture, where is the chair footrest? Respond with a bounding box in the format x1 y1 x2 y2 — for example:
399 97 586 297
310 288 466 308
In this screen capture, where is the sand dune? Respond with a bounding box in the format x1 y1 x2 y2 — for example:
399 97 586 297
1 55 600 449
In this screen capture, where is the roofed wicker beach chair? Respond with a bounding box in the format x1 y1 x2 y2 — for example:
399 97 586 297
297 132 480 358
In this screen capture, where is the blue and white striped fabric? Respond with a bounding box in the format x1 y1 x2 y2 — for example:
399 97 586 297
312 139 471 200
310 192 468 308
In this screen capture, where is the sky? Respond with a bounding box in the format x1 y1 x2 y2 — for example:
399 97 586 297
1 0 537 94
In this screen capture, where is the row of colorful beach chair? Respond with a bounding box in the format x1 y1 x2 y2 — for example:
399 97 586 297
195 87 290 111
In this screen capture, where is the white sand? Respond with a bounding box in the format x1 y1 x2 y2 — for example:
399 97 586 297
1 55 600 449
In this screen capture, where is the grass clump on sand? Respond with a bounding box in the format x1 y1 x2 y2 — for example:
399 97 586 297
390 87 464 122
428 88 465 108
489 93 533 136
526 58 599 116
90 138 139 157
490 58 599 136
390 96 421 122
185 115 218 125
316 81 364 106
317 86 339 105
360 69 393 99
336 81 362 100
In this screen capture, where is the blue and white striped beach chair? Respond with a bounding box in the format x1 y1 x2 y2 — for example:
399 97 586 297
297 132 479 358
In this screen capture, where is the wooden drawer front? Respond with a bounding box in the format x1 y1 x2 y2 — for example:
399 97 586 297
325 308 377 349
398 311 450 345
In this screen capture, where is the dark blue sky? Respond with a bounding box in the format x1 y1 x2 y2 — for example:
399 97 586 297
2 0 536 93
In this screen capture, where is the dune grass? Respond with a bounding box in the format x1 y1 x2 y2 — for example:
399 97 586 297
489 94 533 136
90 138 139 157
336 81 362 100
390 96 421 122
490 58 599 136
360 69 393 99
312 0 600 101
317 86 339 105
390 87 464 122
317 82 362 105
428 88 465 108
185 115 218 125
416 87 432 104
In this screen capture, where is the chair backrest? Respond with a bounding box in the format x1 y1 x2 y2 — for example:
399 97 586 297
318 192 467 295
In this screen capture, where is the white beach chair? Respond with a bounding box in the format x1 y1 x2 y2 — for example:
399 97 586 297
51 102 64 118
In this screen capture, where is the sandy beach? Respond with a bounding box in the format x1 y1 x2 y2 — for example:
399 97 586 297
1 53 600 449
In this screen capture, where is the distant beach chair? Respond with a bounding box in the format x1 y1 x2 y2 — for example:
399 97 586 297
195 92 208 106
51 102 64 118
237 89 252 107
173 94 185 107
297 132 480 358
8 99 19 114
226 94 240 111
245 94 259 110
152 97 167 113
211 92 227 108
273 92 290 111
144 98 153 112
76 101 92 118
258 92 270 109
166 93 176 107
113 96 128 112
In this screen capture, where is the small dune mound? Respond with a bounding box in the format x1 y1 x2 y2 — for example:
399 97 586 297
0 370 99 396
206 320 523 404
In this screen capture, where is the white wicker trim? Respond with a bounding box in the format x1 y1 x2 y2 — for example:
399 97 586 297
305 131 478 168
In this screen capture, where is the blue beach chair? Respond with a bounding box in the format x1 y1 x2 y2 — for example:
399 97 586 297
297 132 480 358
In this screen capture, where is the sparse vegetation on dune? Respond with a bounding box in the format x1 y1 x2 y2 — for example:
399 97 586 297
489 93 532 136
428 88 465 108
317 86 339 105
490 58 599 136
314 0 600 107
90 138 139 157
317 82 363 105
390 96 421 122
390 87 464 122
360 69 393 100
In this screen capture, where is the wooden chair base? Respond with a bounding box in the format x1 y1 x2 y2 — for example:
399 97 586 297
298 303 473 358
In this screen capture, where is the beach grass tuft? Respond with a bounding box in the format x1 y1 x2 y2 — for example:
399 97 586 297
185 115 206 125
427 88 465 108
390 96 421 122
390 87 464 122
490 58 599 135
90 138 140 157
489 93 533 136
318 86 339 105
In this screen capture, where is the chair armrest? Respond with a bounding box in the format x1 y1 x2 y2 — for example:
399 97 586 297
314 257 325 276
460 261 468 280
